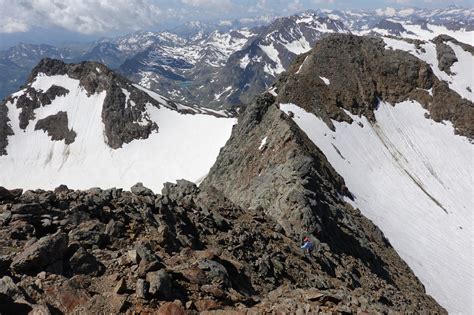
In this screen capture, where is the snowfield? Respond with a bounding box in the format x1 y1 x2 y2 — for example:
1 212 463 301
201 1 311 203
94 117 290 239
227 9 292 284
280 101 473 314
0 74 236 193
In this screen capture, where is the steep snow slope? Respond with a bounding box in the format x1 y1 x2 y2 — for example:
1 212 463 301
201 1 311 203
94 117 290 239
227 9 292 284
0 74 235 192
280 101 473 314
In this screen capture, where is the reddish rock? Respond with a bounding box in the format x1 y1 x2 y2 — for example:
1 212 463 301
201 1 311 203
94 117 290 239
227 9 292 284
194 299 220 312
44 282 90 313
157 302 186 315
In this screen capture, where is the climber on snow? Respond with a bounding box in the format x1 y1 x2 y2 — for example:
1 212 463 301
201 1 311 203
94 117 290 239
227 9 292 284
301 236 314 256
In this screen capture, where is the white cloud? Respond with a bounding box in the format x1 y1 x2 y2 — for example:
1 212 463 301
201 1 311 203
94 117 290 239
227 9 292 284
181 0 232 8
375 7 397 16
0 0 162 34
390 0 412 3
312 0 336 4
286 0 304 12
0 18 29 33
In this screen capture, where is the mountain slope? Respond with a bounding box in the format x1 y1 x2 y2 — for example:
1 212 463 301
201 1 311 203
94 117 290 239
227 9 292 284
272 34 473 314
0 59 235 191
202 93 444 313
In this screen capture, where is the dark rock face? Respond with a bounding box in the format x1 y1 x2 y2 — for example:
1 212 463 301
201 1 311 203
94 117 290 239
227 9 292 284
35 111 77 144
275 34 474 138
146 270 172 297
0 180 445 313
101 82 159 149
433 34 474 55
0 101 13 155
374 19 409 36
432 35 474 76
433 38 458 74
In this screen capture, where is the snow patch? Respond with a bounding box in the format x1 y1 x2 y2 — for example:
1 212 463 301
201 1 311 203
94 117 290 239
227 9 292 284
240 54 250 69
267 87 278 96
259 43 285 76
259 136 267 151
319 76 330 85
283 37 311 55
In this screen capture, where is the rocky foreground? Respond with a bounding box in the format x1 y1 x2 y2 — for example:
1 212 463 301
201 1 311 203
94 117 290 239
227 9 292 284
0 179 444 314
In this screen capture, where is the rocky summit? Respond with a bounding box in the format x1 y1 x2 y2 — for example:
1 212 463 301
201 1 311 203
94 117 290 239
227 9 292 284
0 179 444 314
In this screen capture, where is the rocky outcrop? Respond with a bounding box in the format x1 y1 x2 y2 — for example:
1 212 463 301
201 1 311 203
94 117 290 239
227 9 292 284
374 19 409 36
433 37 458 74
275 34 474 138
0 102 12 155
433 34 474 55
0 180 445 313
35 111 77 144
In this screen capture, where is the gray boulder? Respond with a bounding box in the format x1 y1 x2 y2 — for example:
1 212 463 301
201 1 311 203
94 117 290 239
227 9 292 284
68 247 103 276
11 232 68 275
146 270 172 298
131 182 154 196
0 276 23 300
0 187 13 201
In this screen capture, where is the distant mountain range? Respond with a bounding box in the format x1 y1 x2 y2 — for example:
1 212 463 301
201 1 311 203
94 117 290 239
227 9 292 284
1 6 473 109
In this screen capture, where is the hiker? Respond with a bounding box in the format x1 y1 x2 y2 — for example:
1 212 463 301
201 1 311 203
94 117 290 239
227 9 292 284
301 236 314 256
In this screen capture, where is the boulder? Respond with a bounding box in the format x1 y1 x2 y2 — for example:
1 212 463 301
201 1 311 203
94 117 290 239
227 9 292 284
157 302 186 315
136 279 149 299
0 276 23 300
194 299 220 312
198 259 230 287
113 278 127 295
134 241 160 264
68 221 107 248
0 187 13 201
11 233 68 275
131 183 154 196
9 220 35 240
146 270 172 298
68 247 104 276
43 279 91 314
0 255 11 274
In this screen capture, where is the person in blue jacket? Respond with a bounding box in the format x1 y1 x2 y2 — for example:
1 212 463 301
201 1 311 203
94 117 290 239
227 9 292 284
301 236 314 256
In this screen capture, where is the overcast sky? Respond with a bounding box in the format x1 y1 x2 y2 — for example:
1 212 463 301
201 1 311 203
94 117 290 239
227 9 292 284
0 0 470 48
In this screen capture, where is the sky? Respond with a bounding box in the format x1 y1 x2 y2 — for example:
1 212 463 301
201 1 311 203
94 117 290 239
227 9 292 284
0 0 471 48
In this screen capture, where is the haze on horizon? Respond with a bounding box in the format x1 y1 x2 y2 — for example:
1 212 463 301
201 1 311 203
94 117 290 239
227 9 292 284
0 0 471 48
